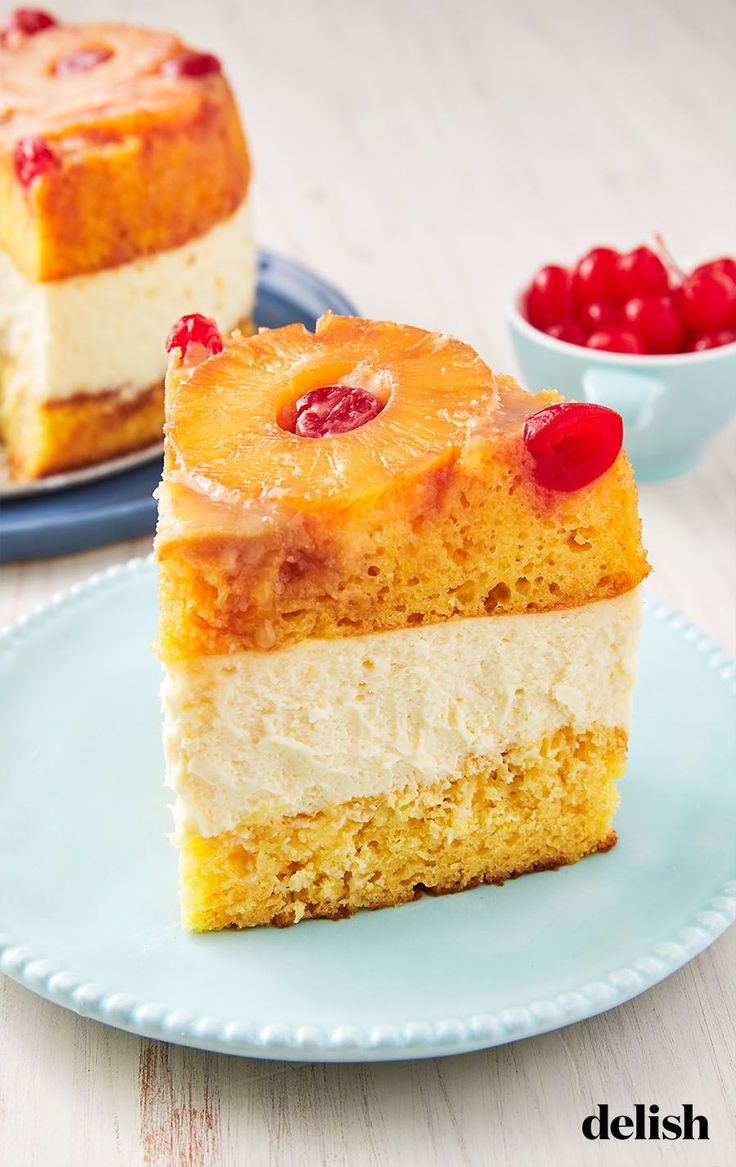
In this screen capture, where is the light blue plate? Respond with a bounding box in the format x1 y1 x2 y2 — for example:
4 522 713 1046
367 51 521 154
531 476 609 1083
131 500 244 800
0 559 734 1062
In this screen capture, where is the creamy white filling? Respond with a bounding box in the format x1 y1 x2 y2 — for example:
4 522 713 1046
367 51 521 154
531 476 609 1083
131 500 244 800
163 590 642 839
0 196 255 404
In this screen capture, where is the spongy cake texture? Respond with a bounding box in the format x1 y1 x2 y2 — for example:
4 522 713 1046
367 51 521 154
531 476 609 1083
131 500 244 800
179 725 624 930
157 316 648 658
156 315 649 929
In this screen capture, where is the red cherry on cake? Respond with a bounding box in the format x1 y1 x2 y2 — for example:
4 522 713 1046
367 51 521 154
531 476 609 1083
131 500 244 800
545 321 587 345
576 299 619 333
677 269 736 333
166 313 223 358
293 385 384 437
614 246 670 300
523 265 572 330
54 47 113 75
1 8 57 41
13 135 60 188
586 328 644 354
523 402 623 492
572 247 619 306
161 51 222 79
622 295 684 354
686 329 736 352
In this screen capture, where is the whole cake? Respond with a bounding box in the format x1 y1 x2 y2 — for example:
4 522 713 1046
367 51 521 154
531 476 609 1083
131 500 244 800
0 7 254 479
156 312 649 930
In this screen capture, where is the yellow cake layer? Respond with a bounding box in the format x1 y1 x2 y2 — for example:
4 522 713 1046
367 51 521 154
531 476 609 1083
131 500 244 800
1 381 164 479
179 723 625 931
156 317 649 659
158 442 646 658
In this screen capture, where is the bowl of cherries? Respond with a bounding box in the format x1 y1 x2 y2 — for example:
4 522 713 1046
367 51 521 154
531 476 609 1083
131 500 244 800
508 243 736 482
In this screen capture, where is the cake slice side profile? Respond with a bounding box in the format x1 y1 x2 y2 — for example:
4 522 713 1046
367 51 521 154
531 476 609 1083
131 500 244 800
0 9 255 479
155 313 649 930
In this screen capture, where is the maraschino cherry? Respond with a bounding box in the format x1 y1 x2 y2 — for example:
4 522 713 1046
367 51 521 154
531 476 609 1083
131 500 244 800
522 241 736 355
166 314 223 358
13 135 60 188
293 385 384 437
576 299 618 332
586 328 643 354
523 402 623 492
572 247 619 305
677 269 736 333
524 265 571 330
162 51 222 79
614 247 669 300
692 258 736 285
1 8 57 42
686 330 736 352
545 321 587 345
622 295 683 354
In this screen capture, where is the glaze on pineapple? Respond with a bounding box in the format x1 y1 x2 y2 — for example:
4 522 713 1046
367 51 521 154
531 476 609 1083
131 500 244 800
157 314 649 657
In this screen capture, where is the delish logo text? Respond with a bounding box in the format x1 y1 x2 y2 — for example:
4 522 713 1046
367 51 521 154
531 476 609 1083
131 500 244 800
582 1103 709 1141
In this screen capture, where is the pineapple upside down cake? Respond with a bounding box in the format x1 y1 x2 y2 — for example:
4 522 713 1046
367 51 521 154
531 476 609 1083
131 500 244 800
0 7 254 479
155 312 650 931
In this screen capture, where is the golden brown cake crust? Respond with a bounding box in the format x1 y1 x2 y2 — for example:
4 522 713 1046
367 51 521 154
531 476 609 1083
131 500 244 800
269 835 617 923
178 723 626 930
0 23 250 280
158 439 648 657
156 317 649 659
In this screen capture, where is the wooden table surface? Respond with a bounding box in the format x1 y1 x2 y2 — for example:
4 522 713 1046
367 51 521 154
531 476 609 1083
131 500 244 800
1 1 735 1164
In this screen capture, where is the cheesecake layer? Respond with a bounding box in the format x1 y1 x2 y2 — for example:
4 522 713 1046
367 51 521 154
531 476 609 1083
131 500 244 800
163 589 642 839
0 195 255 410
179 723 624 930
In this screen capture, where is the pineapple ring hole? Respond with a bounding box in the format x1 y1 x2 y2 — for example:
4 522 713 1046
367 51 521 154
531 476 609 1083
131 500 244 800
52 45 115 76
283 385 386 438
276 365 393 437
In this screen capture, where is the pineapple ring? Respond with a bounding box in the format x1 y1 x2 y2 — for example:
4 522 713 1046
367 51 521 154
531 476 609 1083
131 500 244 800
0 22 203 146
167 314 501 512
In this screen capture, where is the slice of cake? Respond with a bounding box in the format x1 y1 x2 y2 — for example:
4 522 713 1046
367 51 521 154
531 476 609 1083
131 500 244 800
156 313 649 930
0 8 254 479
